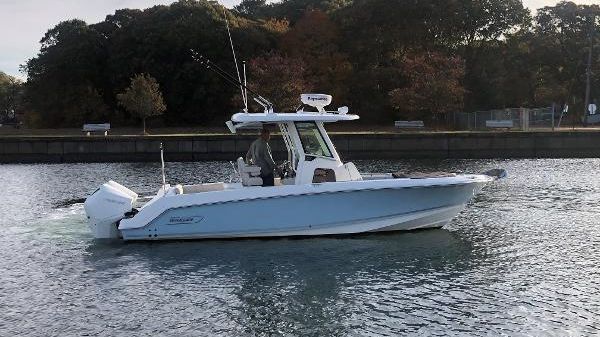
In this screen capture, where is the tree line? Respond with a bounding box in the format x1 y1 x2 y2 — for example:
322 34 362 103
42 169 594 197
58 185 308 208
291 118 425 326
2 0 599 128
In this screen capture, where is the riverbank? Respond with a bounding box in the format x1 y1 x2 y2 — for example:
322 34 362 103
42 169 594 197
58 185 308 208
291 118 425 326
2 130 600 163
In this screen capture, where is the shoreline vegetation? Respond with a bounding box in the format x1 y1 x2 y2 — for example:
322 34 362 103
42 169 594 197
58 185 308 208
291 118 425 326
0 0 599 132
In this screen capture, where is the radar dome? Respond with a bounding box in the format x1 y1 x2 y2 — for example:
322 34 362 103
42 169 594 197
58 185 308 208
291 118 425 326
301 94 332 113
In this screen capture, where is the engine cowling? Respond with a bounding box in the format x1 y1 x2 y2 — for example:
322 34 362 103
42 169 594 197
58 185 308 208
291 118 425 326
84 181 138 239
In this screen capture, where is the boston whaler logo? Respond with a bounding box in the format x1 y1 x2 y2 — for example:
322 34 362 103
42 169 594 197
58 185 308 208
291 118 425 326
168 215 204 225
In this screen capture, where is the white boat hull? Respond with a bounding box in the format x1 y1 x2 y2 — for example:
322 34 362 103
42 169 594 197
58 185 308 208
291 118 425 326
83 103 503 241
116 178 488 241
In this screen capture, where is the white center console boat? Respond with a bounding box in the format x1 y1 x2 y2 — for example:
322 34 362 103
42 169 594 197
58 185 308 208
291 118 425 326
84 94 499 241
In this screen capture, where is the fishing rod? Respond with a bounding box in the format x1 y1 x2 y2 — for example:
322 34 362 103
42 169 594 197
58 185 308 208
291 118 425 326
190 49 273 112
200 53 272 110
223 8 247 111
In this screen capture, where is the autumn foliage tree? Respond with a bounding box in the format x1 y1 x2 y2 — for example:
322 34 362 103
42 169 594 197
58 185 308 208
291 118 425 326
280 10 351 102
117 74 166 134
249 53 313 111
389 52 467 122
17 0 600 128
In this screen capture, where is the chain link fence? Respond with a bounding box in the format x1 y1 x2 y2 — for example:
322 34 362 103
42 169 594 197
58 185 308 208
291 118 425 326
450 107 556 131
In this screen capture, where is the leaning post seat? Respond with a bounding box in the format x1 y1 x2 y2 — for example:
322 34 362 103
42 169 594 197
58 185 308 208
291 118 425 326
236 157 263 186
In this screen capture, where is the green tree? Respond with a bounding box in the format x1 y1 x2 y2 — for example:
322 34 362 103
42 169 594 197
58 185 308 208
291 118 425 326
22 1 278 127
0 72 24 123
117 74 166 134
23 0 600 128
450 0 530 45
235 0 268 17
23 19 109 127
102 0 275 125
263 0 353 22
529 2 600 114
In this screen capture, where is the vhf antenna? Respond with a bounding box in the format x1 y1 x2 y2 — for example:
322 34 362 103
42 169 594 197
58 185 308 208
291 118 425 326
223 8 248 112
191 50 273 112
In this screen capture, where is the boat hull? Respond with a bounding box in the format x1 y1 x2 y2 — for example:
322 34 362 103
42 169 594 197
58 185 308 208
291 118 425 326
119 182 485 241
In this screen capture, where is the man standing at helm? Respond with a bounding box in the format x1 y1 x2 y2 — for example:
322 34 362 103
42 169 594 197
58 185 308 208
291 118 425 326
246 126 276 186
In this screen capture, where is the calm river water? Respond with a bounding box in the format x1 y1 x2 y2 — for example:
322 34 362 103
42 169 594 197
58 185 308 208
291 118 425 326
0 159 599 336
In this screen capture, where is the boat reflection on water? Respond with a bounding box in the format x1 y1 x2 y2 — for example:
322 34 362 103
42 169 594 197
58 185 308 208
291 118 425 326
83 229 478 335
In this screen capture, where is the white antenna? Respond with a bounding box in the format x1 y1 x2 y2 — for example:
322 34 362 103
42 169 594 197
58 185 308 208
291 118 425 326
243 60 248 112
223 8 248 112
160 142 167 194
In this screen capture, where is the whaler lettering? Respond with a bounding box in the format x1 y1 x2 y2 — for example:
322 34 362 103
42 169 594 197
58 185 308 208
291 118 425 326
168 216 204 225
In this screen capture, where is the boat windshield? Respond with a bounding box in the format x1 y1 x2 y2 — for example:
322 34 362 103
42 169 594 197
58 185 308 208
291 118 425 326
295 122 333 158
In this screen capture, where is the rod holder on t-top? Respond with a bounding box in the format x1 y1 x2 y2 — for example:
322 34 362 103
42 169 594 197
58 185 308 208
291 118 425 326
190 50 273 113
160 142 167 194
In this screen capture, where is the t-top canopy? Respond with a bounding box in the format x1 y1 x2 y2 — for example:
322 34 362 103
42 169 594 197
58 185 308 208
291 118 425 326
226 111 359 133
